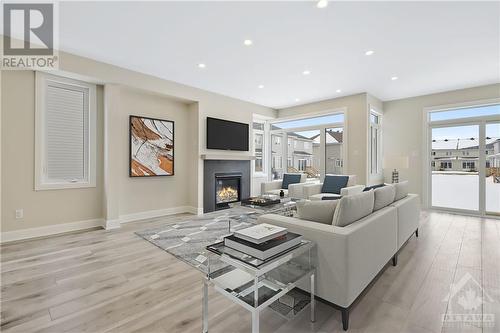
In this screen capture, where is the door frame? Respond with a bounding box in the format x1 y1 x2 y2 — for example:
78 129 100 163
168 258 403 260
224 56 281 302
422 98 500 216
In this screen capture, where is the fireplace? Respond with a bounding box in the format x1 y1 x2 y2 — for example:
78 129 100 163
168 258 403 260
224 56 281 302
215 173 241 210
203 160 250 213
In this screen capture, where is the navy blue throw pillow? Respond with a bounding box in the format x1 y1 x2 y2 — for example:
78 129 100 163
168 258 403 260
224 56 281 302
363 183 386 192
282 174 302 189
321 175 349 194
321 196 342 200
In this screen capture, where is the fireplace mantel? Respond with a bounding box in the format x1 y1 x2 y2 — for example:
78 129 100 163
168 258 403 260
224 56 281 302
200 154 256 161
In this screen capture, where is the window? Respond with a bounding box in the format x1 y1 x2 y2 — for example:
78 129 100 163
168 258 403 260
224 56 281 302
370 110 382 175
35 72 97 190
272 155 282 169
274 136 281 145
462 162 475 170
253 121 265 174
298 159 307 171
440 162 452 169
273 113 344 129
430 104 500 121
269 112 345 181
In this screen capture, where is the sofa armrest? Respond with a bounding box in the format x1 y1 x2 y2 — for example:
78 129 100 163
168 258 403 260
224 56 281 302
303 183 323 198
390 193 420 248
340 185 365 197
288 183 307 199
261 180 283 194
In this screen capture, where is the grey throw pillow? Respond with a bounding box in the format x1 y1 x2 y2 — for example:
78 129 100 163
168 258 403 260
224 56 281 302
332 191 375 227
393 181 409 201
297 200 338 225
373 185 396 211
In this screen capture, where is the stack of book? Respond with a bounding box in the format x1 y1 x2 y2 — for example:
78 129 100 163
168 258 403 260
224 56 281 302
224 223 302 260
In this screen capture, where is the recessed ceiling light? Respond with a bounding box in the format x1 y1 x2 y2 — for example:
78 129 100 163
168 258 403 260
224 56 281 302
295 98 301 102
317 0 328 8
336 89 342 93
302 70 311 75
391 76 399 81
365 50 374 56
198 63 206 69
244 39 253 46
258 84 264 89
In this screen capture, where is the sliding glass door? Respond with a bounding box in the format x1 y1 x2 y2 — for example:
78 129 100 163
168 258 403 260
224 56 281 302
428 103 500 216
485 122 500 215
431 124 479 211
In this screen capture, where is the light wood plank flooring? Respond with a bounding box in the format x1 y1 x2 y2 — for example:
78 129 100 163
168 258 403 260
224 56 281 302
1 211 499 333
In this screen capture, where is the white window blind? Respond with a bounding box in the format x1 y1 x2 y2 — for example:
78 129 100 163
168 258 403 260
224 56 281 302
35 72 96 190
46 84 88 182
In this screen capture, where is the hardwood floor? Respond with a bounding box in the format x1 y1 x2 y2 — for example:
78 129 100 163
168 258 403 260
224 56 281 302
1 211 499 333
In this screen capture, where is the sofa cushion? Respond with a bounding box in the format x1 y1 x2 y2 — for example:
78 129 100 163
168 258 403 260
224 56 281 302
393 181 409 201
332 191 374 227
321 175 349 194
373 185 396 211
363 183 386 192
297 200 338 225
282 173 302 189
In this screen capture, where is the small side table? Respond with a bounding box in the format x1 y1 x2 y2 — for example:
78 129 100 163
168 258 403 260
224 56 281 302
199 239 316 333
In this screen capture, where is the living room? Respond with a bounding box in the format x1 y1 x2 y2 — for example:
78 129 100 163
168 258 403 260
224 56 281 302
1 1 499 332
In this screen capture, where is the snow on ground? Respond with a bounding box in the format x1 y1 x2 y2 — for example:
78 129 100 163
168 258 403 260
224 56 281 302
432 174 500 212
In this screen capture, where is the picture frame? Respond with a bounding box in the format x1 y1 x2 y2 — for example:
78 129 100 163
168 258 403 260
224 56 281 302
129 115 175 177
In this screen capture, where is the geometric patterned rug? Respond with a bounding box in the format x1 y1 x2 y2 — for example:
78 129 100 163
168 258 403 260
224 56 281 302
135 206 260 273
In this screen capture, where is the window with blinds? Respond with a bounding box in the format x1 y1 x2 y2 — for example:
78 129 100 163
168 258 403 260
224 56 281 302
35 73 96 190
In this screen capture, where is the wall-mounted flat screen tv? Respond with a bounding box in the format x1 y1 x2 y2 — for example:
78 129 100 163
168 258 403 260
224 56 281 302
206 117 249 151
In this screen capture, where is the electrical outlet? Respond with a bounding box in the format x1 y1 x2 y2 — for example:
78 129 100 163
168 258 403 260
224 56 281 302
15 209 23 219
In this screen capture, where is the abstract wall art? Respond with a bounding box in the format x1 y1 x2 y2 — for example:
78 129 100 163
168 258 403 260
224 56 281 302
129 115 174 177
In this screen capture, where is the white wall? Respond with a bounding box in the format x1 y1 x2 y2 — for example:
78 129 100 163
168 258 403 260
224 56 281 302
1 71 104 233
382 83 500 198
114 87 192 217
1 50 276 237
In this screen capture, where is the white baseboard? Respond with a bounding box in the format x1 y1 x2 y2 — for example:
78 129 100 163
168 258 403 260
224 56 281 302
104 219 121 230
0 218 104 244
0 206 202 243
119 206 200 224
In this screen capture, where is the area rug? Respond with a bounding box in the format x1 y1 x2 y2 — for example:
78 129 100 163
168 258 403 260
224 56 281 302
136 207 261 273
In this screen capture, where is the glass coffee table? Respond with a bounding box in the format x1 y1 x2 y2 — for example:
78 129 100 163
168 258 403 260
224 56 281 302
198 238 316 333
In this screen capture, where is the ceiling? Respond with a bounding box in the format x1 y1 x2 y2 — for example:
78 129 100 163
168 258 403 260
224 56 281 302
58 1 500 109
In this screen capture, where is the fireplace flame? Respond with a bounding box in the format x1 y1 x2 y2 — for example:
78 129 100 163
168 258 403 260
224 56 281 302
216 186 239 203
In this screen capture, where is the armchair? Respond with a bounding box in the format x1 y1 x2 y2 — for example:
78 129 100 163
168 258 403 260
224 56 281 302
304 174 364 200
261 173 307 198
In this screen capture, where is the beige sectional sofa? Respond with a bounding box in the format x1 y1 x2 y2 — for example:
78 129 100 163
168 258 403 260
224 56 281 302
257 181 420 330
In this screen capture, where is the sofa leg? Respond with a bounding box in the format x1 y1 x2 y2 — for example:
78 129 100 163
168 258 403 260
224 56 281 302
392 254 398 266
415 228 419 238
341 308 349 331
